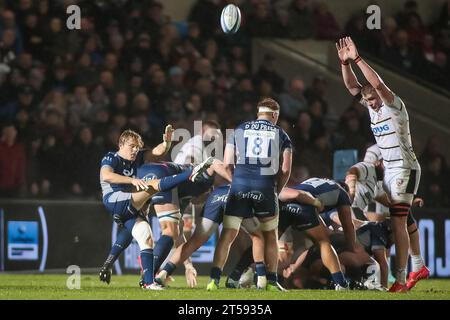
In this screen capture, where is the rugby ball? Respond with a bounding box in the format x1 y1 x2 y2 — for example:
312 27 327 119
220 4 241 34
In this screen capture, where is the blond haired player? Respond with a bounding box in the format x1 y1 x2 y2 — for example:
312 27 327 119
337 37 421 292
100 128 213 289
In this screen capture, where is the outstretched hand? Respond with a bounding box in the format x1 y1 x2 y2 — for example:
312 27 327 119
336 37 359 61
163 124 174 143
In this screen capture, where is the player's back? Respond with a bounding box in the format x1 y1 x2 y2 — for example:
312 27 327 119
231 119 291 185
294 178 351 210
352 162 379 211
100 151 145 198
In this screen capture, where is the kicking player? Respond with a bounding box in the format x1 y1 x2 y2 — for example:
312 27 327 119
99 129 213 289
207 98 292 291
337 37 421 292
99 159 230 285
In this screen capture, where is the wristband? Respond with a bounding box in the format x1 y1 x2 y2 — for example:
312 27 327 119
354 55 362 64
341 59 349 65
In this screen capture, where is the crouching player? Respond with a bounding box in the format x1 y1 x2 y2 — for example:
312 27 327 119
99 129 213 289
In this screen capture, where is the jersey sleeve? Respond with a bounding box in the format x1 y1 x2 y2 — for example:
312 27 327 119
101 153 118 170
280 129 293 151
363 144 381 163
385 94 404 111
352 162 369 182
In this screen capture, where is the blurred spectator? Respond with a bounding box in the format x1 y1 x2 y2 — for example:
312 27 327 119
298 132 333 178
293 111 312 151
375 17 398 57
67 126 103 198
279 77 307 122
345 12 373 52
288 0 314 39
396 0 424 29
419 135 448 165
314 2 341 40
383 29 422 74
0 124 26 197
36 133 65 197
288 164 310 186
188 0 221 39
335 109 367 157
254 54 284 94
418 156 449 207
246 2 277 38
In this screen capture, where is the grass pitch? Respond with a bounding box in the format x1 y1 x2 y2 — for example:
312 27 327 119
0 274 449 300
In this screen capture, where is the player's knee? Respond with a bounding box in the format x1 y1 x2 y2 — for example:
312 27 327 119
223 215 243 230
158 210 181 229
132 221 154 250
259 216 279 232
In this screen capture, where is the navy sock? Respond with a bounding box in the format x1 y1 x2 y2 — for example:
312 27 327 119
153 235 174 273
104 228 133 268
267 272 278 285
255 262 267 277
210 267 222 285
331 272 348 287
229 246 253 281
163 262 177 276
158 169 193 191
141 249 154 285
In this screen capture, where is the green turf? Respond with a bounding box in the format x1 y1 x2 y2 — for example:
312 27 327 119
0 274 449 300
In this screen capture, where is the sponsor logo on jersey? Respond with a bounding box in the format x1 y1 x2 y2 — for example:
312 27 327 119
396 179 404 186
372 124 390 134
211 194 228 204
123 168 134 177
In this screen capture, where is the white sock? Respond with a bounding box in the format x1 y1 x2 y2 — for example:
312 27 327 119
411 255 424 273
396 268 407 285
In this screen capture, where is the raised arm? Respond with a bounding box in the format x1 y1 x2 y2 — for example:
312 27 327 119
336 37 362 96
144 124 174 162
344 37 395 105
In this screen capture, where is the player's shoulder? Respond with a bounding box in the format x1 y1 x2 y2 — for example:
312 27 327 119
102 151 118 161
385 94 406 111
353 161 375 172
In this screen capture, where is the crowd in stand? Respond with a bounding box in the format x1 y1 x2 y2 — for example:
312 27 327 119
0 0 448 207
